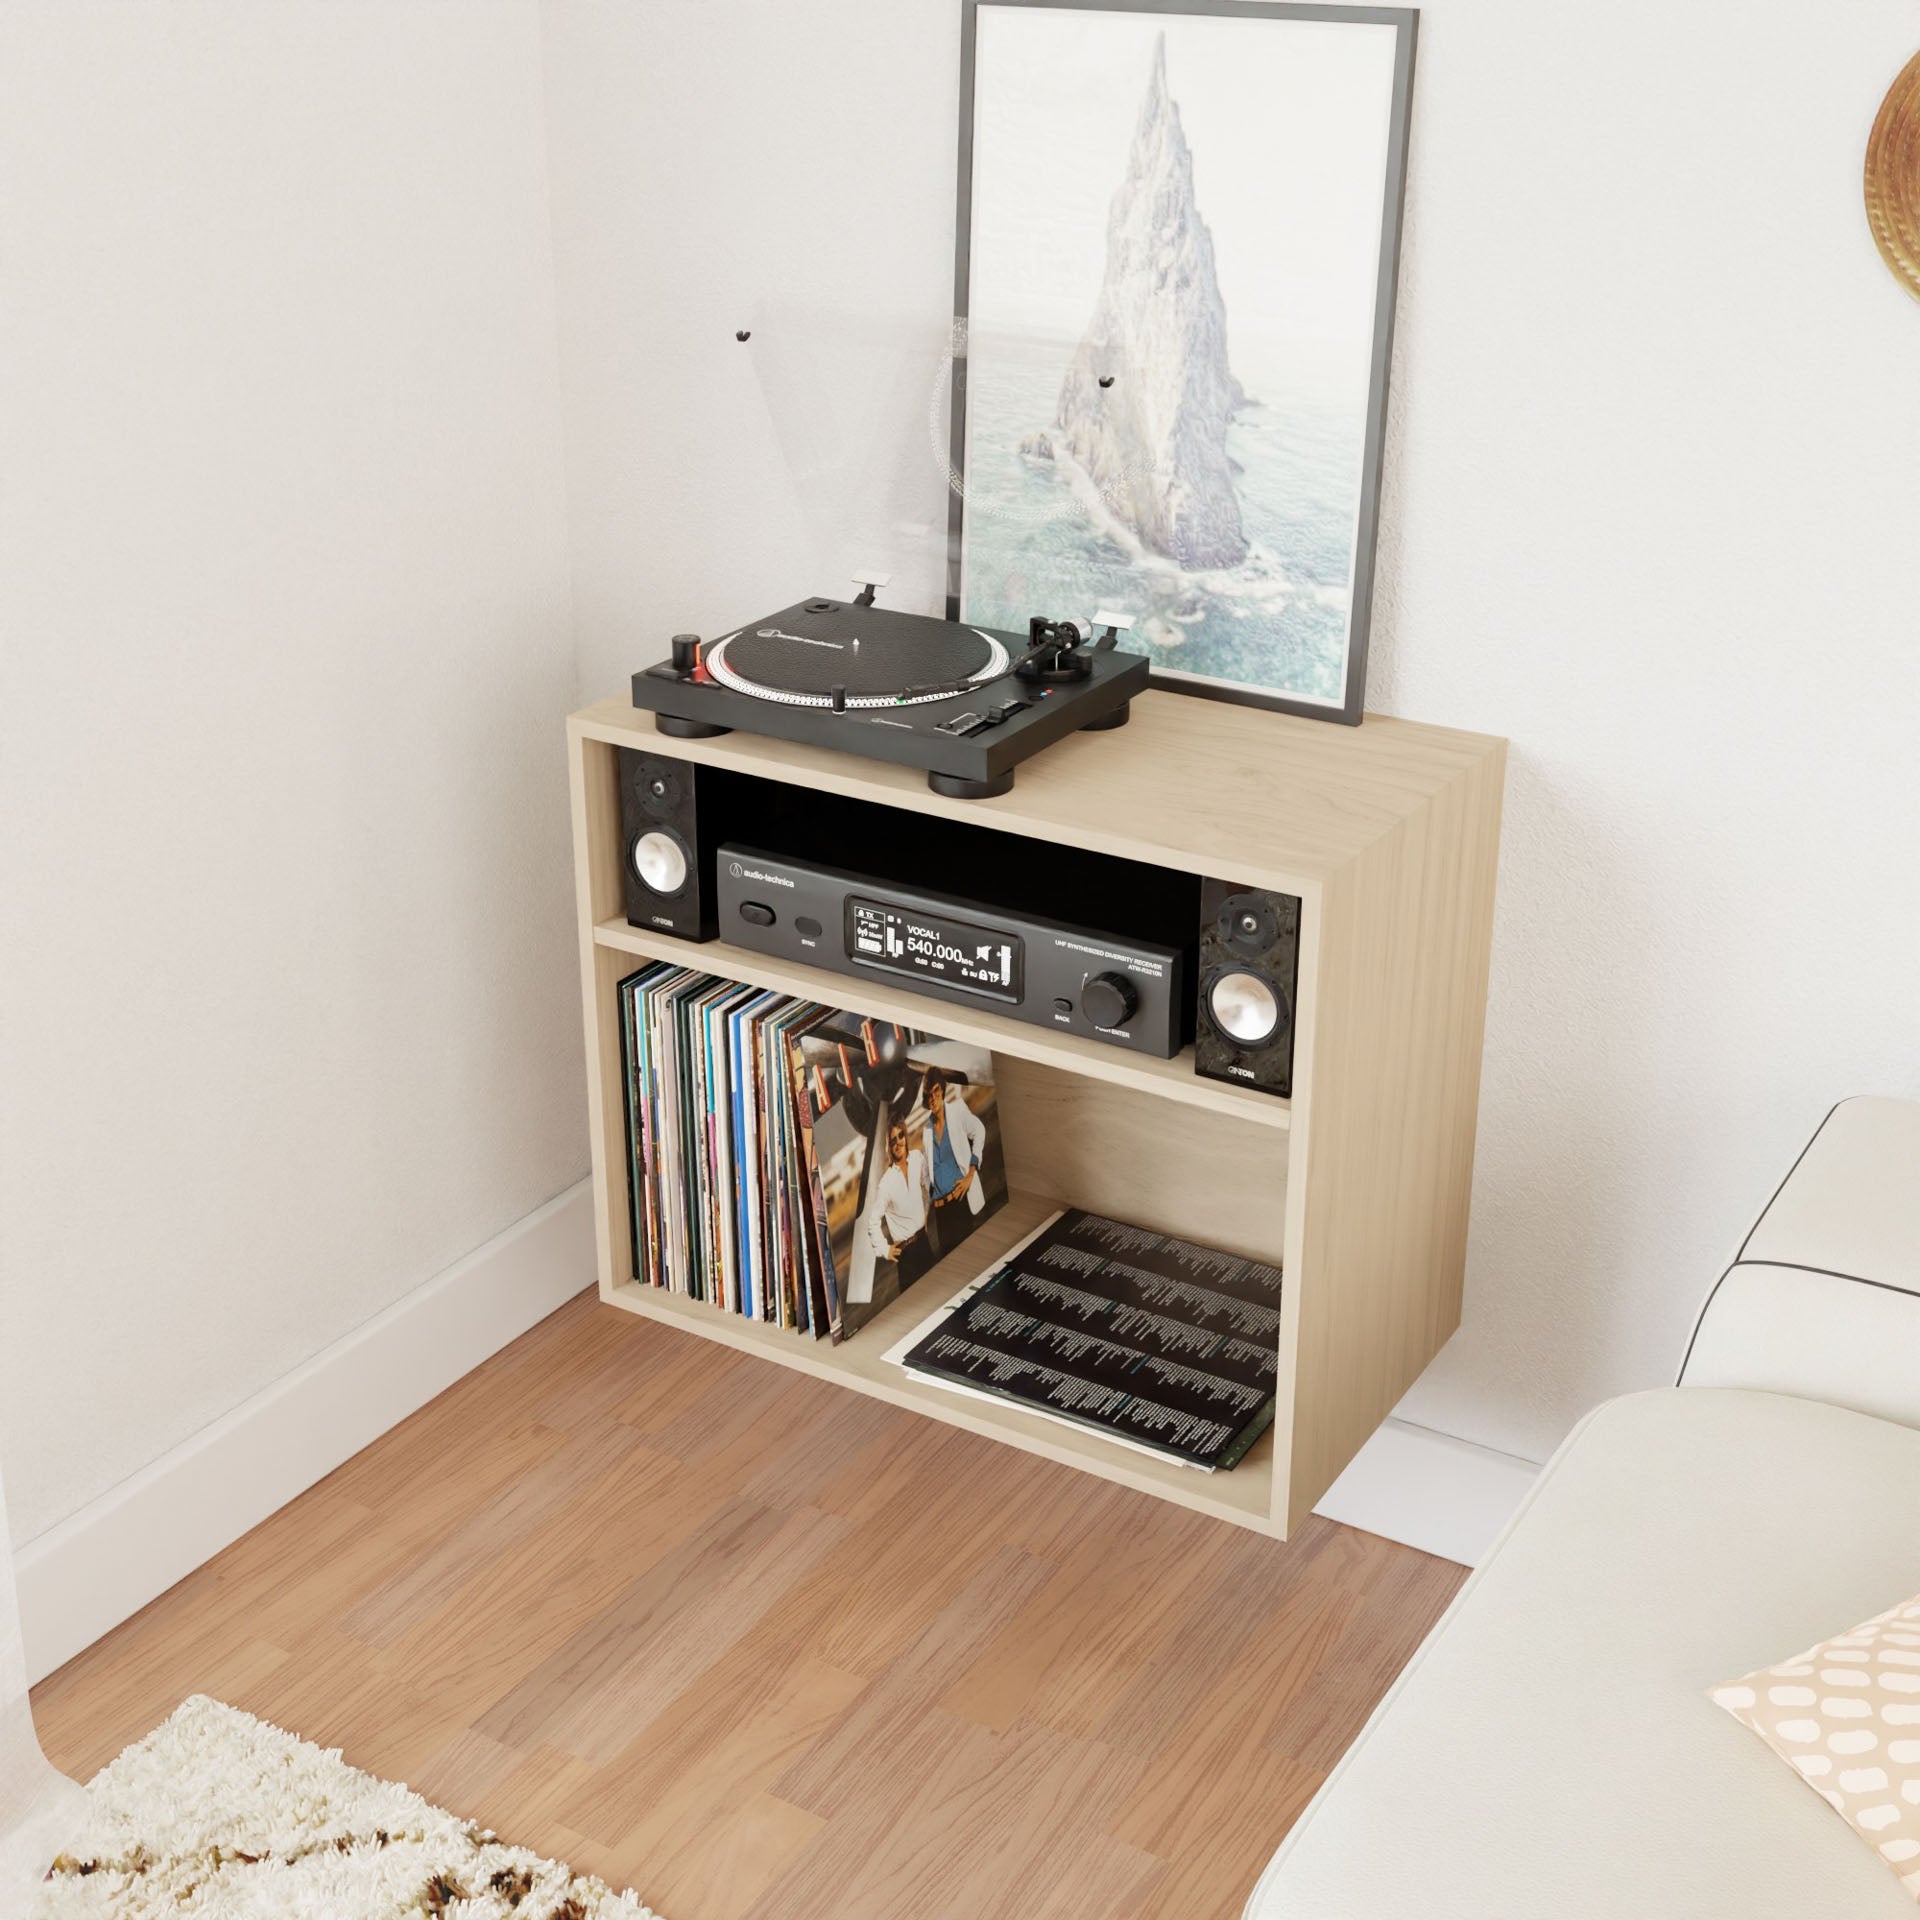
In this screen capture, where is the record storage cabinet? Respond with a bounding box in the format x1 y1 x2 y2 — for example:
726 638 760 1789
568 689 1506 1538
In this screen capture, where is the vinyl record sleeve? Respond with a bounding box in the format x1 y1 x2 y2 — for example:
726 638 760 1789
787 1019 1008 1341
899 1208 1279 1470
734 989 782 1322
617 964 671 1286
658 970 712 1299
638 964 701 1294
706 980 761 1314
738 986 794 1323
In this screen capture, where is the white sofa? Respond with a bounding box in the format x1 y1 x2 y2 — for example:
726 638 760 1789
1246 1096 1920 1920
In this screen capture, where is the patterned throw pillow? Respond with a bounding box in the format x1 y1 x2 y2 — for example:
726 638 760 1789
1713 1592 1920 1901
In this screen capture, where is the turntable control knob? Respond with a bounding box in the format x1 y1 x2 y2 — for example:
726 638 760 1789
671 633 701 675
1081 972 1138 1030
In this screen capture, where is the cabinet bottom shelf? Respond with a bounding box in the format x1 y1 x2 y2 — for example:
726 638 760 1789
601 1188 1282 1534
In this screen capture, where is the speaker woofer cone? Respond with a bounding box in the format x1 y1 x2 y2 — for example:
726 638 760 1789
632 828 690 897
1208 969 1282 1049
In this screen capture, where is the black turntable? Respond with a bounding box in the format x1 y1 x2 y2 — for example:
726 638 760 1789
628 586 1149 798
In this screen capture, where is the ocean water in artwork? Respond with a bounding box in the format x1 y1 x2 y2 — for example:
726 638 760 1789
959 338 1364 704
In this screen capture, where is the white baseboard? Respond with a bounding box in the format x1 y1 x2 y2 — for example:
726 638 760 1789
17 1180 596 1686
1313 1416 1540 1567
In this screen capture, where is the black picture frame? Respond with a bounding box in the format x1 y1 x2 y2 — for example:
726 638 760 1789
946 0 1418 725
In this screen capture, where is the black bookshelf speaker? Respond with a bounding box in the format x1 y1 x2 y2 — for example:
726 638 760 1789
618 748 722 940
1194 880 1301 1100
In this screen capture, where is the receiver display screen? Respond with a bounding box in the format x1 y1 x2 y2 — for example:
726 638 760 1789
845 897 1024 1002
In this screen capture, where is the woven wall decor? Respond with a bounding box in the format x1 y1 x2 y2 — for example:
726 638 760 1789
1866 49 1920 299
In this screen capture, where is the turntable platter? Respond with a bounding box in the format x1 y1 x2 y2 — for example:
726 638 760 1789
706 605 1009 709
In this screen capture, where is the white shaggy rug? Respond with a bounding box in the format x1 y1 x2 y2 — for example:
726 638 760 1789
28 1695 662 1918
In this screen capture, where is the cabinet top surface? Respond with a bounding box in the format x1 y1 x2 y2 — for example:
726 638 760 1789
572 690 1505 889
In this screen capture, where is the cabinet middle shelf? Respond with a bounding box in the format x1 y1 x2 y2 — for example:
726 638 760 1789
592 915 1291 1131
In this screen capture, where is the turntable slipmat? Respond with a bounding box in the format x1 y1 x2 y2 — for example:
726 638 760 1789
708 621 1008 708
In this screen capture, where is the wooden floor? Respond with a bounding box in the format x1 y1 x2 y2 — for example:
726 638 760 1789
32 1293 1461 1920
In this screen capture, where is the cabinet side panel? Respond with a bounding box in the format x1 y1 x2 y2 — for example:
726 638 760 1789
569 728 637 1297
572 729 628 930
589 943 642 1296
1284 743 1506 1528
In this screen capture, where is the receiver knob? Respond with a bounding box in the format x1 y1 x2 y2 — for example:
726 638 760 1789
1081 972 1138 1030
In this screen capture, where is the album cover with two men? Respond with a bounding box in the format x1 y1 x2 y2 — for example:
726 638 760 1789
790 1017 1009 1341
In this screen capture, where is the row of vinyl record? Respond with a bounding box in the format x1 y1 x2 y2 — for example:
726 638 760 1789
616 964 1010 1344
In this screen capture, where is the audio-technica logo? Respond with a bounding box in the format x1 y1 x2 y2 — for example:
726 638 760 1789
758 626 844 649
729 860 795 888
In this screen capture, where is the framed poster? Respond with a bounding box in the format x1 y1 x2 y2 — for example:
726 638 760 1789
947 0 1417 723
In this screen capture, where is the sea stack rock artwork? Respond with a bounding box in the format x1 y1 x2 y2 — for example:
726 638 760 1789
1050 33 1249 570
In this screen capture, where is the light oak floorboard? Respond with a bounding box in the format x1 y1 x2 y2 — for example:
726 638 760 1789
32 1294 1461 1919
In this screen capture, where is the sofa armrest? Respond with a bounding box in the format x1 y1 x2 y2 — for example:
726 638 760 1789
1680 1098 1920 1428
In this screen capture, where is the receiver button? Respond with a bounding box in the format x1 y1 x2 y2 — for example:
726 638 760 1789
1051 996 1073 1016
738 901 777 927
795 914 823 939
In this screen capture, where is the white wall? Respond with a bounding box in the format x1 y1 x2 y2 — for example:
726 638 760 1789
1350 0 1920 1459
542 0 1920 1467
0 2 584 1543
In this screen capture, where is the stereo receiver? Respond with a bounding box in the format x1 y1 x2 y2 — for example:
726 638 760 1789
715 845 1187 1058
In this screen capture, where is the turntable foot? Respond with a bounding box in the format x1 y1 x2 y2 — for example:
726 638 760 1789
929 769 1014 799
657 715 732 740
1080 700 1131 732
